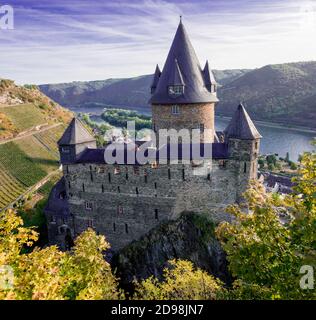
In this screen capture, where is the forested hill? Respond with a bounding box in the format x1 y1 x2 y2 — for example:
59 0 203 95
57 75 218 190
39 61 316 129
218 61 316 129
38 69 249 113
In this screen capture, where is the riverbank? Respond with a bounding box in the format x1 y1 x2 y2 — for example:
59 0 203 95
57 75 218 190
215 115 316 135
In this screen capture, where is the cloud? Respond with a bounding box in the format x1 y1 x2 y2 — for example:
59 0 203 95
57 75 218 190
1 0 316 84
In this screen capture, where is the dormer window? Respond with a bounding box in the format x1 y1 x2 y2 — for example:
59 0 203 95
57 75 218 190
168 85 184 96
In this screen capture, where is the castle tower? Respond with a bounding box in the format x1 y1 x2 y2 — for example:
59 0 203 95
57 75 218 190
150 19 218 146
58 118 96 164
224 103 262 200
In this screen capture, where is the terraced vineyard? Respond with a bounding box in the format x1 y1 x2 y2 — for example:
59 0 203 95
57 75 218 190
34 124 66 156
0 124 66 210
0 104 48 132
0 163 27 209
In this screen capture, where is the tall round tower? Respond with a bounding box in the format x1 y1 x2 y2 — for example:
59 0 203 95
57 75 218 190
150 19 218 146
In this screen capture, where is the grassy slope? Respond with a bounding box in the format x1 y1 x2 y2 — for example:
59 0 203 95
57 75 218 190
0 79 72 210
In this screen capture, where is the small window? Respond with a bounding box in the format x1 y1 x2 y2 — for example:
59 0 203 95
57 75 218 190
133 166 140 175
151 161 158 169
168 168 171 179
255 141 258 150
136 187 139 195
82 183 85 192
98 167 105 174
155 209 158 220
219 160 227 169
199 123 205 132
182 168 185 181
113 223 116 232
85 201 93 211
61 147 70 153
102 184 104 193
125 223 129 234
117 186 121 193
87 219 93 228
171 105 180 115
108 172 111 183
168 85 184 95
244 162 247 173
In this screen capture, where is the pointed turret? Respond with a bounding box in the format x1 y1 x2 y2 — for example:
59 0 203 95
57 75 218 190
225 104 261 193
58 118 96 164
150 19 218 104
151 64 161 94
203 60 217 93
224 103 261 140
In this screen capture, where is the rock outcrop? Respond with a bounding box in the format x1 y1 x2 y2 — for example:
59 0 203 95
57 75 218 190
111 212 231 288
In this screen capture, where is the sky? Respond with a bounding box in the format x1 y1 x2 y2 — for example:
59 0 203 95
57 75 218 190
1 0 316 84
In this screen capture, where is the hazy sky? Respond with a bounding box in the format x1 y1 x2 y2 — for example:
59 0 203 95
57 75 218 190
1 0 316 84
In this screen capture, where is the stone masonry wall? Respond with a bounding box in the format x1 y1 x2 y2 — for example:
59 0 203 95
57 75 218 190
62 157 241 251
152 103 215 144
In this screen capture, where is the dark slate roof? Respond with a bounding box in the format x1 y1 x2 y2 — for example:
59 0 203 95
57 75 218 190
150 20 218 105
168 59 185 86
76 142 228 164
151 64 161 91
58 118 96 145
44 177 70 217
202 60 217 87
224 104 262 140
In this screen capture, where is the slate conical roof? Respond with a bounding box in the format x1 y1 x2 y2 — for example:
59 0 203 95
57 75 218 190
224 104 262 140
151 64 161 92
150 20 218 104
58 118 96 145
168 59 185 86
203 60 217 87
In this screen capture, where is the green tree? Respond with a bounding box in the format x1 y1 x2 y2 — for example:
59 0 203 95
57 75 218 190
216 145 316 299
134 259 224 300
0 210 121 300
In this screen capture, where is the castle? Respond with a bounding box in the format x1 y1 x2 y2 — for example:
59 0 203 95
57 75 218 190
45 20 261 251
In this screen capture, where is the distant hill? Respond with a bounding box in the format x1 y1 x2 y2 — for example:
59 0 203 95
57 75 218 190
39 61 316 129
39 69 250 113
217 61 316 129
0 79 73 210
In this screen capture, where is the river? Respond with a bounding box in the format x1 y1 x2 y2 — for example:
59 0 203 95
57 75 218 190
82 108 315 162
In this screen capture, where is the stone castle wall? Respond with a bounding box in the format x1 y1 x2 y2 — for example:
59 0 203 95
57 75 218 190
55 156 249 250
152 103 215 144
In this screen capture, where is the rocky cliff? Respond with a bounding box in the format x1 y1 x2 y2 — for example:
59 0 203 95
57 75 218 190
111 213 231 289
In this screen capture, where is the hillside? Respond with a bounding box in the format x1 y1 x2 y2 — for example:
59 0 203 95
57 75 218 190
218 61 316 129
0 79 72 210
39 69 250 113
39 61 316 129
